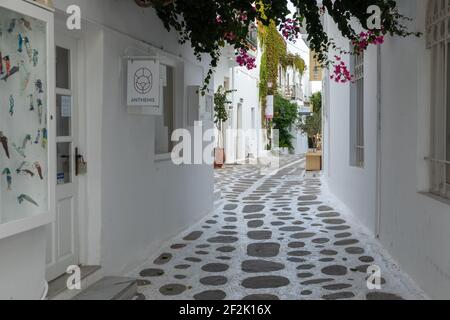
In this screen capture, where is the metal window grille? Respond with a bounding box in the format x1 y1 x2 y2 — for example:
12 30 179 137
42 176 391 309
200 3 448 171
352 52 365 167
426 0 450 198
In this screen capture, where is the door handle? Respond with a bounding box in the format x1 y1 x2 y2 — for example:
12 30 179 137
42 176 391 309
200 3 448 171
75 147 82 176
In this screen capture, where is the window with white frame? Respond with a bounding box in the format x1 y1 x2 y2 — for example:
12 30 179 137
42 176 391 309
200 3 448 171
155 64 175 155
350 50 365 167
426 0 450 198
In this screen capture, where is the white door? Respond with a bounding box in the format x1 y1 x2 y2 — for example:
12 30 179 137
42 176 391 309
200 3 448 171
46 34 79 281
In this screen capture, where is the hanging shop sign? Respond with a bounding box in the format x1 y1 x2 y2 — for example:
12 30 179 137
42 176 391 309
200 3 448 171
127 58 160 109
265 95 274 120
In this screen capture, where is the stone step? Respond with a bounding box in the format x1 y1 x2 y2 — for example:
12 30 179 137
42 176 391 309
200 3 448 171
72 276 137 300
47 265 103 300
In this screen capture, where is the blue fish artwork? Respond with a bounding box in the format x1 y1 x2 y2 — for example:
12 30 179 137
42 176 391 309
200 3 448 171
18 33 23 53
9 95 14 116
32 49 38 67
34 130 41 144
2 168 12 190
8 19 16 33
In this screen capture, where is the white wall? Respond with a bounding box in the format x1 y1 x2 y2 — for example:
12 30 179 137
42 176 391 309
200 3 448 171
377 0 450 299
99 28 213 274
0 226 46 299
323 15 379 233
324 0 450 299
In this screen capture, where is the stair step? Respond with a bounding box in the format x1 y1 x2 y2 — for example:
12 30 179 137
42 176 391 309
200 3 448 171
47 265 102 300
72 276 137 300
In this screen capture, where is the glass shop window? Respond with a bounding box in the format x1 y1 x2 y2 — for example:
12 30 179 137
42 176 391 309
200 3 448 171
0 6 49 225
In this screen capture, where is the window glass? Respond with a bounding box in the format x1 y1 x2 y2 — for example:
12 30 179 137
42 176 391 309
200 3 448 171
56 46 70 89
0 7 48 224
56 94 72 137
57 142 71 185
155 65 175 155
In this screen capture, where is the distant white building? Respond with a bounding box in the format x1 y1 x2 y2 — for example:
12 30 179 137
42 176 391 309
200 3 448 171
323 0 450 299
214 25 265 164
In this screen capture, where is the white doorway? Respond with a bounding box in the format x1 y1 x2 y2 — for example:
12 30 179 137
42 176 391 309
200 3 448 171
236 103 243 162
46 34 80 281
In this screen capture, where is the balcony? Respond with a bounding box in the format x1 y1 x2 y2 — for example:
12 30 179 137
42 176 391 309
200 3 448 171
280 84 303 101
246 22 258 52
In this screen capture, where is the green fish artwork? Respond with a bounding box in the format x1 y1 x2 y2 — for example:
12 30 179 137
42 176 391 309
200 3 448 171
18 194 38 207
32 49 38 67
16 161 29 174
9 94 14 116
20 60 31 91
22 134 32 149
34 129 41 144
0 131 10 159
12 143 26 158
8 19 16 33
2 168 12 190
24 37 32 61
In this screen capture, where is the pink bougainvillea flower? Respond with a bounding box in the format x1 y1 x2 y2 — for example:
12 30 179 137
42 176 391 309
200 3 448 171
279 18 301 43
330 57 353 83
236 48 256 70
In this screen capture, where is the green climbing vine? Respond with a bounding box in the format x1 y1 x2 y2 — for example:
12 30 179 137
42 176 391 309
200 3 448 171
258 21 306 130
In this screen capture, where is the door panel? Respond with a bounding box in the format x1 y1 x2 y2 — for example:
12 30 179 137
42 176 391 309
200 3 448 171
46 34 79 281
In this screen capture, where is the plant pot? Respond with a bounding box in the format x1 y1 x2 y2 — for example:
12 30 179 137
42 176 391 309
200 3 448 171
306 151 322 171
214 148 225 169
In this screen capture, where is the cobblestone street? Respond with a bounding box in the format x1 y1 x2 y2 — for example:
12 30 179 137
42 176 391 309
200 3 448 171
133 156 426 300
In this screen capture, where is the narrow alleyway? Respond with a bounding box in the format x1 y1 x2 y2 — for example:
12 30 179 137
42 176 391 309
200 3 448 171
133 155 426 300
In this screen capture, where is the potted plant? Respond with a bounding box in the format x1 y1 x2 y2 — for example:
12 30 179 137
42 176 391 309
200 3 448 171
214 86 235 168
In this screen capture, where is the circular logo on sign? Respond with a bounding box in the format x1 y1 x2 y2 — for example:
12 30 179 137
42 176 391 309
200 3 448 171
134 67 153 94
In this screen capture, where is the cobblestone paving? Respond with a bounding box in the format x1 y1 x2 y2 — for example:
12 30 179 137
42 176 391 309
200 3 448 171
133 155 426 300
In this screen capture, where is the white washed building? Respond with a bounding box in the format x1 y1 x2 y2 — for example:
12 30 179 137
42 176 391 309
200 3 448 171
323 0 450 299
214 28 265 164
0 0 214 299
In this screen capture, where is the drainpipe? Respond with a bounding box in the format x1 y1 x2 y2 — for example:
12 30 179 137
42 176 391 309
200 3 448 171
375 45 382 239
